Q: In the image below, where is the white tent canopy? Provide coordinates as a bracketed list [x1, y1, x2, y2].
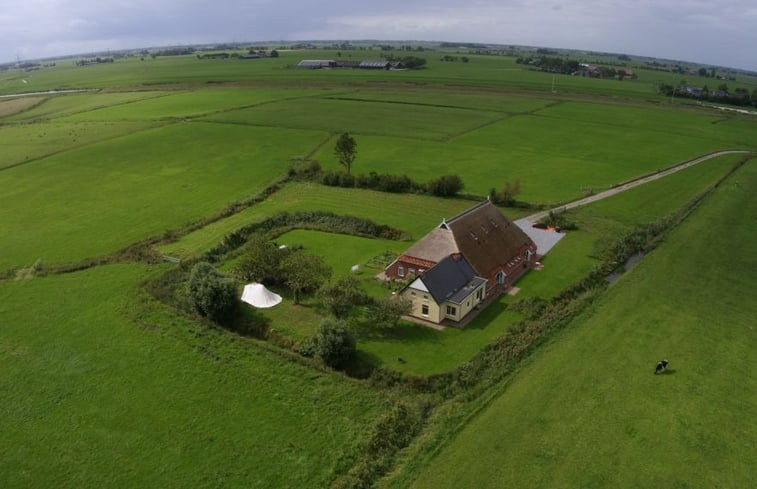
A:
[241, 283, 282, 309]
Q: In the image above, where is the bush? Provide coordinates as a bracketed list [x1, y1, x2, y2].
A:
[368, 296, 411, 328]
[233, 233, 290, 284]
[318, 275, 367, 318]
[537, 210, 578, 231]
[186, 262, 238, 321]
[302, 318, 356, 369]
[427, 174, 464, 197]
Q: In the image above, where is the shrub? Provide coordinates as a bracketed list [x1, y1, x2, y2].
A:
[303, 318, 356, 369]
[186, 262, 238, 321]
[368, 296, 412, 328]
[318, 275, 367, 318]
[427, 174, 464, 197]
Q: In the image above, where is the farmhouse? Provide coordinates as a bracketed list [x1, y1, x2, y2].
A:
[386, 200, 537, 301]
[400, 255, 487, 324]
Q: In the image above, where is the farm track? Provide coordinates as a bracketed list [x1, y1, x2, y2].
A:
[524, 149, 753, 222]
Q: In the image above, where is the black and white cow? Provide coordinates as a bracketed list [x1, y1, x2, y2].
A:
[654, 359, 669, 374]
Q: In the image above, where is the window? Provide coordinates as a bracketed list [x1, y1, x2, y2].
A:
[476, 288, 484, 301]
[525, 249, 532, 262]
[446, 305, 457, 316]
[421, 304, 429, 316]
[496, 271, 506, 284]
[423, 294, 428, 300]
[408, 268, 416, 278]
[411, 291, 416, 296]
[398, 265, 404, 277]
[466, 301, 470, 307]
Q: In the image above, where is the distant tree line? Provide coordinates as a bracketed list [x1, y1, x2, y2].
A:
[440, 55, 469, 63]
[75, 57, 114, 66]
[383, 55, 427, 69]
[659, 83, 757, 107]
[152, 47, 195, 57]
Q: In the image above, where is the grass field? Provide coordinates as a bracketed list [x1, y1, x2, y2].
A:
[202, 96, 501, 140]
[59, 87, 334, 122]
[311, 99, 756, 202]
[0, 123, 325, 271]
[2, 49, 755, 101]
[2, 44, 757, 488]
[0, 96, 45, 117]
[0, 121, 157, 170]
[398, 159, 757, 489]
[1, 91, 166, 121]
[0, 265, 386, 488]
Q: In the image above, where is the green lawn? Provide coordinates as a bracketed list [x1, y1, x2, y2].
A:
[202, 96, 501, 140]
[0, 123, 325, 271]
[400, 158, 757, 489]
[0, 264, 386, 488]
[0, 121, 157, 170]
[0, 96, 45, 118]
[59, 87, 334, 121]
[1, 91, 167, 121]
[311, 100, 756, 203]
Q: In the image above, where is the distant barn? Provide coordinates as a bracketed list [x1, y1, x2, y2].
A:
[359, 60, 391, 70]
[297, 60, 336, 69]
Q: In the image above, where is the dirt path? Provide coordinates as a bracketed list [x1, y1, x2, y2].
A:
[524, 149, 751, 223]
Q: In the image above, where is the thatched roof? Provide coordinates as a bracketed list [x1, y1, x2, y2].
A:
[400, 200, 535, 277]
[445, 200, 535, 276]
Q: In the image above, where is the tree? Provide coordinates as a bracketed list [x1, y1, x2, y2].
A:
[186, 262, 238, 321]
[698, 67, 708, 77]
[427, 174, 464, 197]
[233, 234, 287, 283]
[269, 49, 279, 58]
[304, 318, 356, 369]
[279, 252, 331, 304]
[334, 132, 357, 176]
[318, 275, 366, 318]
[488, 179, 521, 206]
[368, 297, 411, 329]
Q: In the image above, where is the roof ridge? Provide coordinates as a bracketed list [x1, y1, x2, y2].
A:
[446, 200, 491, 225]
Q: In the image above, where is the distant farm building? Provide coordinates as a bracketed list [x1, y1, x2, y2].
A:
[387, 200, 537, 324]
[297, 59, 404, 70]
[297, 59, 336, 69]
[359, 60, 392, 69]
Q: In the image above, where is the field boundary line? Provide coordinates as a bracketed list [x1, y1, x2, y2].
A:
[190, 89, 359, 120]
[442, 101, 565, 141]
[321, 95, 507, 114]
[6, 90, 177, 123]
[524, 149, 753, 223]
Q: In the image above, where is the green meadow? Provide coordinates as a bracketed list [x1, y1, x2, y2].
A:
[0, 121, 156, 170]
[202, 96, 500, 140]
[400, 157, 757, 489]
[0, 122, 325, 270]
[1, 44, 756, 488]
[0, 265, 385, 488]
[60, 87, 334, 122]
[1, 91, 166, 121]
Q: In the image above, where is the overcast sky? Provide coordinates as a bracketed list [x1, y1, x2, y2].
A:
[2, 0, 756, 71]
